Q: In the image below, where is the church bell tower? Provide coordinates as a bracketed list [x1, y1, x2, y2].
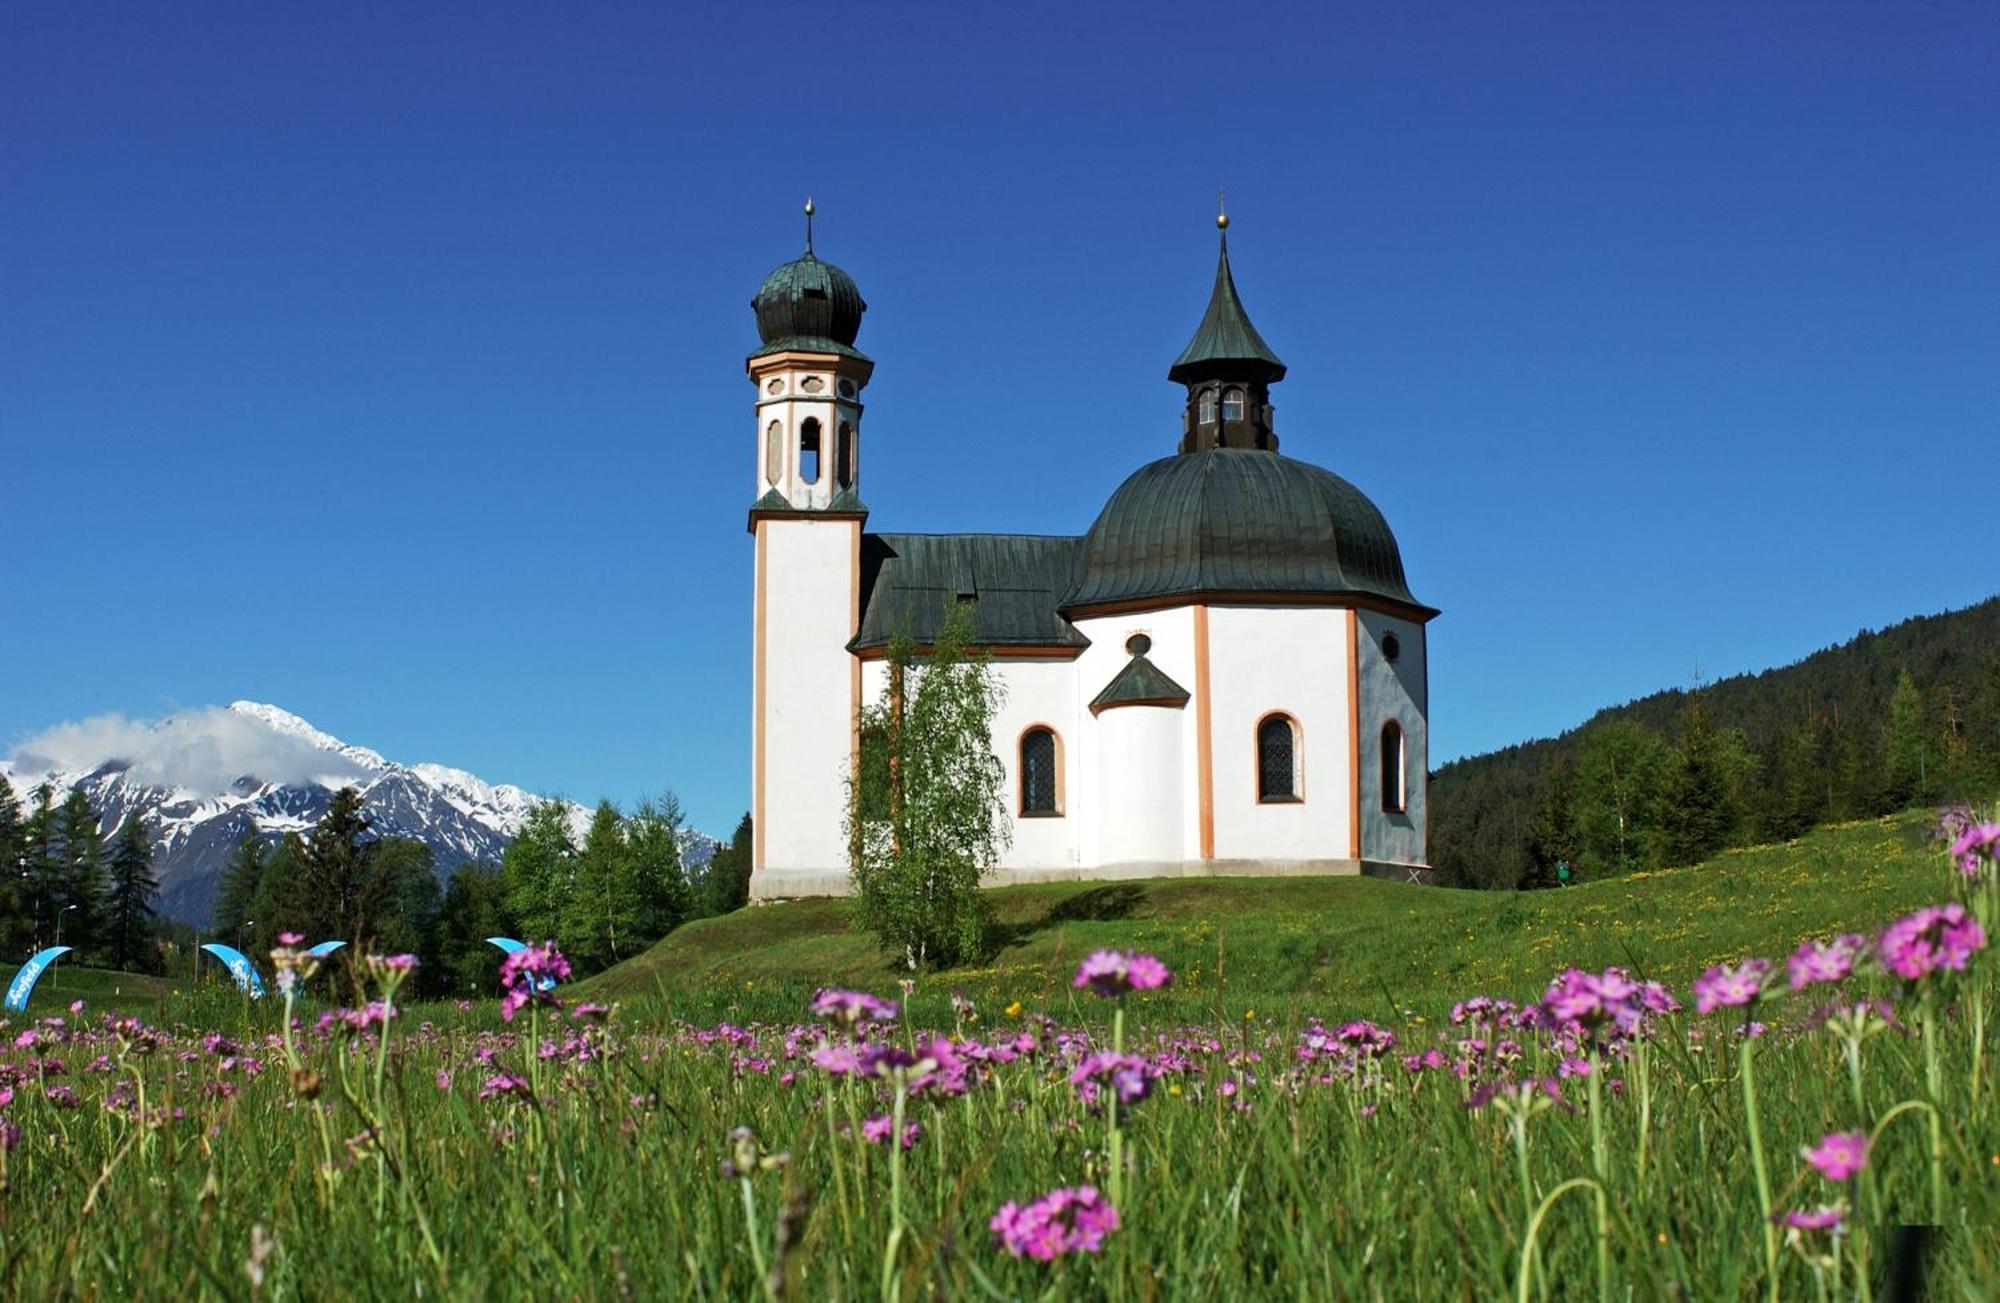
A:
[1171, 208, 1287, 455]
[747, 201, 871, 896]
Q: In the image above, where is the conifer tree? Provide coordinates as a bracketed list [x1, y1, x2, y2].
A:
[212, 834, 267, 935]
[56, 788, 106, 959]
[1661, 695, 1741, 867]
[1524, 760, 1579, 889]
[22, 784, 61, 947]
[571, 801, 636, 967]
[370, 837, 439, 965]
[1883, 669, 1927, 808]
[105, 815, 160, 973]
[299, 787, 377, 944]
[627, 793, 693, 943]
[434, 861, 514, 997]
[500, 800, 576, 944]
[705, 813, 754, 915]
[0, 774, 26, 957]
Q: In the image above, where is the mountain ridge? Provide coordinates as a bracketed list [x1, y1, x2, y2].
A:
[1, 702, 719, 925]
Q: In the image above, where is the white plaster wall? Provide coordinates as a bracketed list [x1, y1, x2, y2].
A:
[757, 519, 857, 876]
[1071, 609, 1201, 860]
[1094, 705, 1186, 864]
[1357, 611, 1429, 866]
[1207, 606, 1352, 861]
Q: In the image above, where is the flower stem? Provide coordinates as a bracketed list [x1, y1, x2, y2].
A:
[1587, 1052, 1610, 1303]
[1739, 1034, 1779, 1301]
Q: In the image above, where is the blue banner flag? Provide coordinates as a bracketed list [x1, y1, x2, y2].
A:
[199, 943, 268, 998]
[4, 946, 74, 1013]
[306, 940, 346, 958]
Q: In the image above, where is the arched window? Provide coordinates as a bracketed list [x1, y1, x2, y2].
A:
[1381, 720, 1406, 814]
[764, 420, 784, 486]
[1198, 390, 1217, 424]
[1257, 714, 1299, 802]
[836, 422, 854, 488]
[1020, 727, 1060, 816]
[799, 417, 821, 485]
[1222, 388, 1245, 421]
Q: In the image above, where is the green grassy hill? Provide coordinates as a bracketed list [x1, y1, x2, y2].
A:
[11, 961, 172, 1015]
[582, 808, 1957, 1022]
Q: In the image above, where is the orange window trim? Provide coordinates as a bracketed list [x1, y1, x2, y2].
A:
[1254, 711, 1305, 803]
[1016, 723, 1065, 817]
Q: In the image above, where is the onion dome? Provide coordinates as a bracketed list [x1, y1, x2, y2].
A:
[751, 203, 868, 359]
[1064, 448, 1434, 617]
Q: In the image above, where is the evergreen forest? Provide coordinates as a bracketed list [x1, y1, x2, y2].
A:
[1431, 595, 2000, 888]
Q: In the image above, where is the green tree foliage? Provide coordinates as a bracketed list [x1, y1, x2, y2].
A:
[105, 815, 161, 973]
[626, 793, 694, 941]
[1523, 760, 1579, 889]
[55, 788, 106, 959]
[1883, 668, 1926, 808]
[705, 812, 754, 916]
[22, 784, 61, 947]
[571, 801, 639, 967]
[1574, 720, 1670, 876]
[370, 837, 441, 964]
[1660, 695, 1744, 867]
[0, 774, 27, 958]
[1432, 598, 2000, 887]
[247, 834, 309, 959]
[433, 862, 515, 997]
[298, 787, 382, 944]
[500, 800, 577, 944]
[846, 601, 1009, 969]
[212, 834, 267, 936]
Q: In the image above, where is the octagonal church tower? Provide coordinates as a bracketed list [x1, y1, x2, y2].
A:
[749, 209, 1436, 899]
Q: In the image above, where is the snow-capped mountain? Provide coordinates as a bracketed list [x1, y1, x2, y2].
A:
[1, 702, 719, 925]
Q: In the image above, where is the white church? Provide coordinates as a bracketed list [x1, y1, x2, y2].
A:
[746, 210, 1436, 899]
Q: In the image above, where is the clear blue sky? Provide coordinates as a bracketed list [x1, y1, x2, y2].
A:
[4, 2, 1995, 837]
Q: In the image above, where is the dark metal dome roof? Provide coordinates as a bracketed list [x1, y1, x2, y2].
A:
[751, 252, 868, 358]
[1065, 448, 1433, 616]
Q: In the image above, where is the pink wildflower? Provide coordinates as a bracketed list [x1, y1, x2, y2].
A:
[1069, 1052, 1153, 1110]
[990, 1185, 1119, 1260]
[1948, 821, 2000, 878]
[498, 942, 570, 1022]
[808, 988, 899, 1026]
[1788, 935, 1867, 989]
[1777, 1207, 1846, 1233]
[859, 1113, 923, 1148]
[1802, 1131, 1869, 1182]
[1693, 958, 1772, 1014]
[1879, 903, 1986, 981]
[1072, 950, 1172, 998]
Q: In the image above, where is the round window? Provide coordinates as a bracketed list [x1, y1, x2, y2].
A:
[838, 379, 856, 398]
[802, 376, 825, 394]
[1382, 633, 1401, 663]
[1125, 633, 1152, 656]
[765, 378, 785, 396]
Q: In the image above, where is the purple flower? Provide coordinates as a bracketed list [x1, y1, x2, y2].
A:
[859, 1113, 923, 1148]
[1541, 967, 1644, 1034]
[1072, 950, 1173, 998]
[990, 1185, 1119, 1260]
[1948, 821, 2000, 879]
[44, 1085, 80, 1109]
[1788, 935, 1867, 990]
[1802, 1131, 1869, 1182]
[808, 988, 899, 1026]
[477, 1073, 533, 1102]
[1693, 959, 1772, 1014]
[1069, 1052, 1154, 1110]
[498, 942, 570, 1021]
[1880, 903, 1986, 981]
[1776, 1207, 1846, 1233]
[0, 1086, 13, 1109]
[435, 1070, 452, 1091]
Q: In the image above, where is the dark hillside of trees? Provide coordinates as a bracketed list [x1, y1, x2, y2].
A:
[1432, 596, 2000, 888]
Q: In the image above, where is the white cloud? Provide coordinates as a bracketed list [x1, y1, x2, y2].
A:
[6, 706, 370, 794]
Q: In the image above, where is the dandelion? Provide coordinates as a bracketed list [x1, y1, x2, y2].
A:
[1879, 903, 1986, 981]
[1802, 1130, 1869, 1182]
[1788, 935, 1867, 989]
[1693, 958, 1773, 1013]
[1072, 951, 1172, 998]
[989, 1185, 1119, 1260]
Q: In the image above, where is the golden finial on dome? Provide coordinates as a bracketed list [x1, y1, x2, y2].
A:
[1217, 187, 1229, 230]
[804, 196, 815, 253]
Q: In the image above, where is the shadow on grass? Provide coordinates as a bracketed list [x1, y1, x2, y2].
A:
[981, 883, 1146, 960]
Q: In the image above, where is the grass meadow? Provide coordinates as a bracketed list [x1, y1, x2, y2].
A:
[2, 810, 1996, 1298]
